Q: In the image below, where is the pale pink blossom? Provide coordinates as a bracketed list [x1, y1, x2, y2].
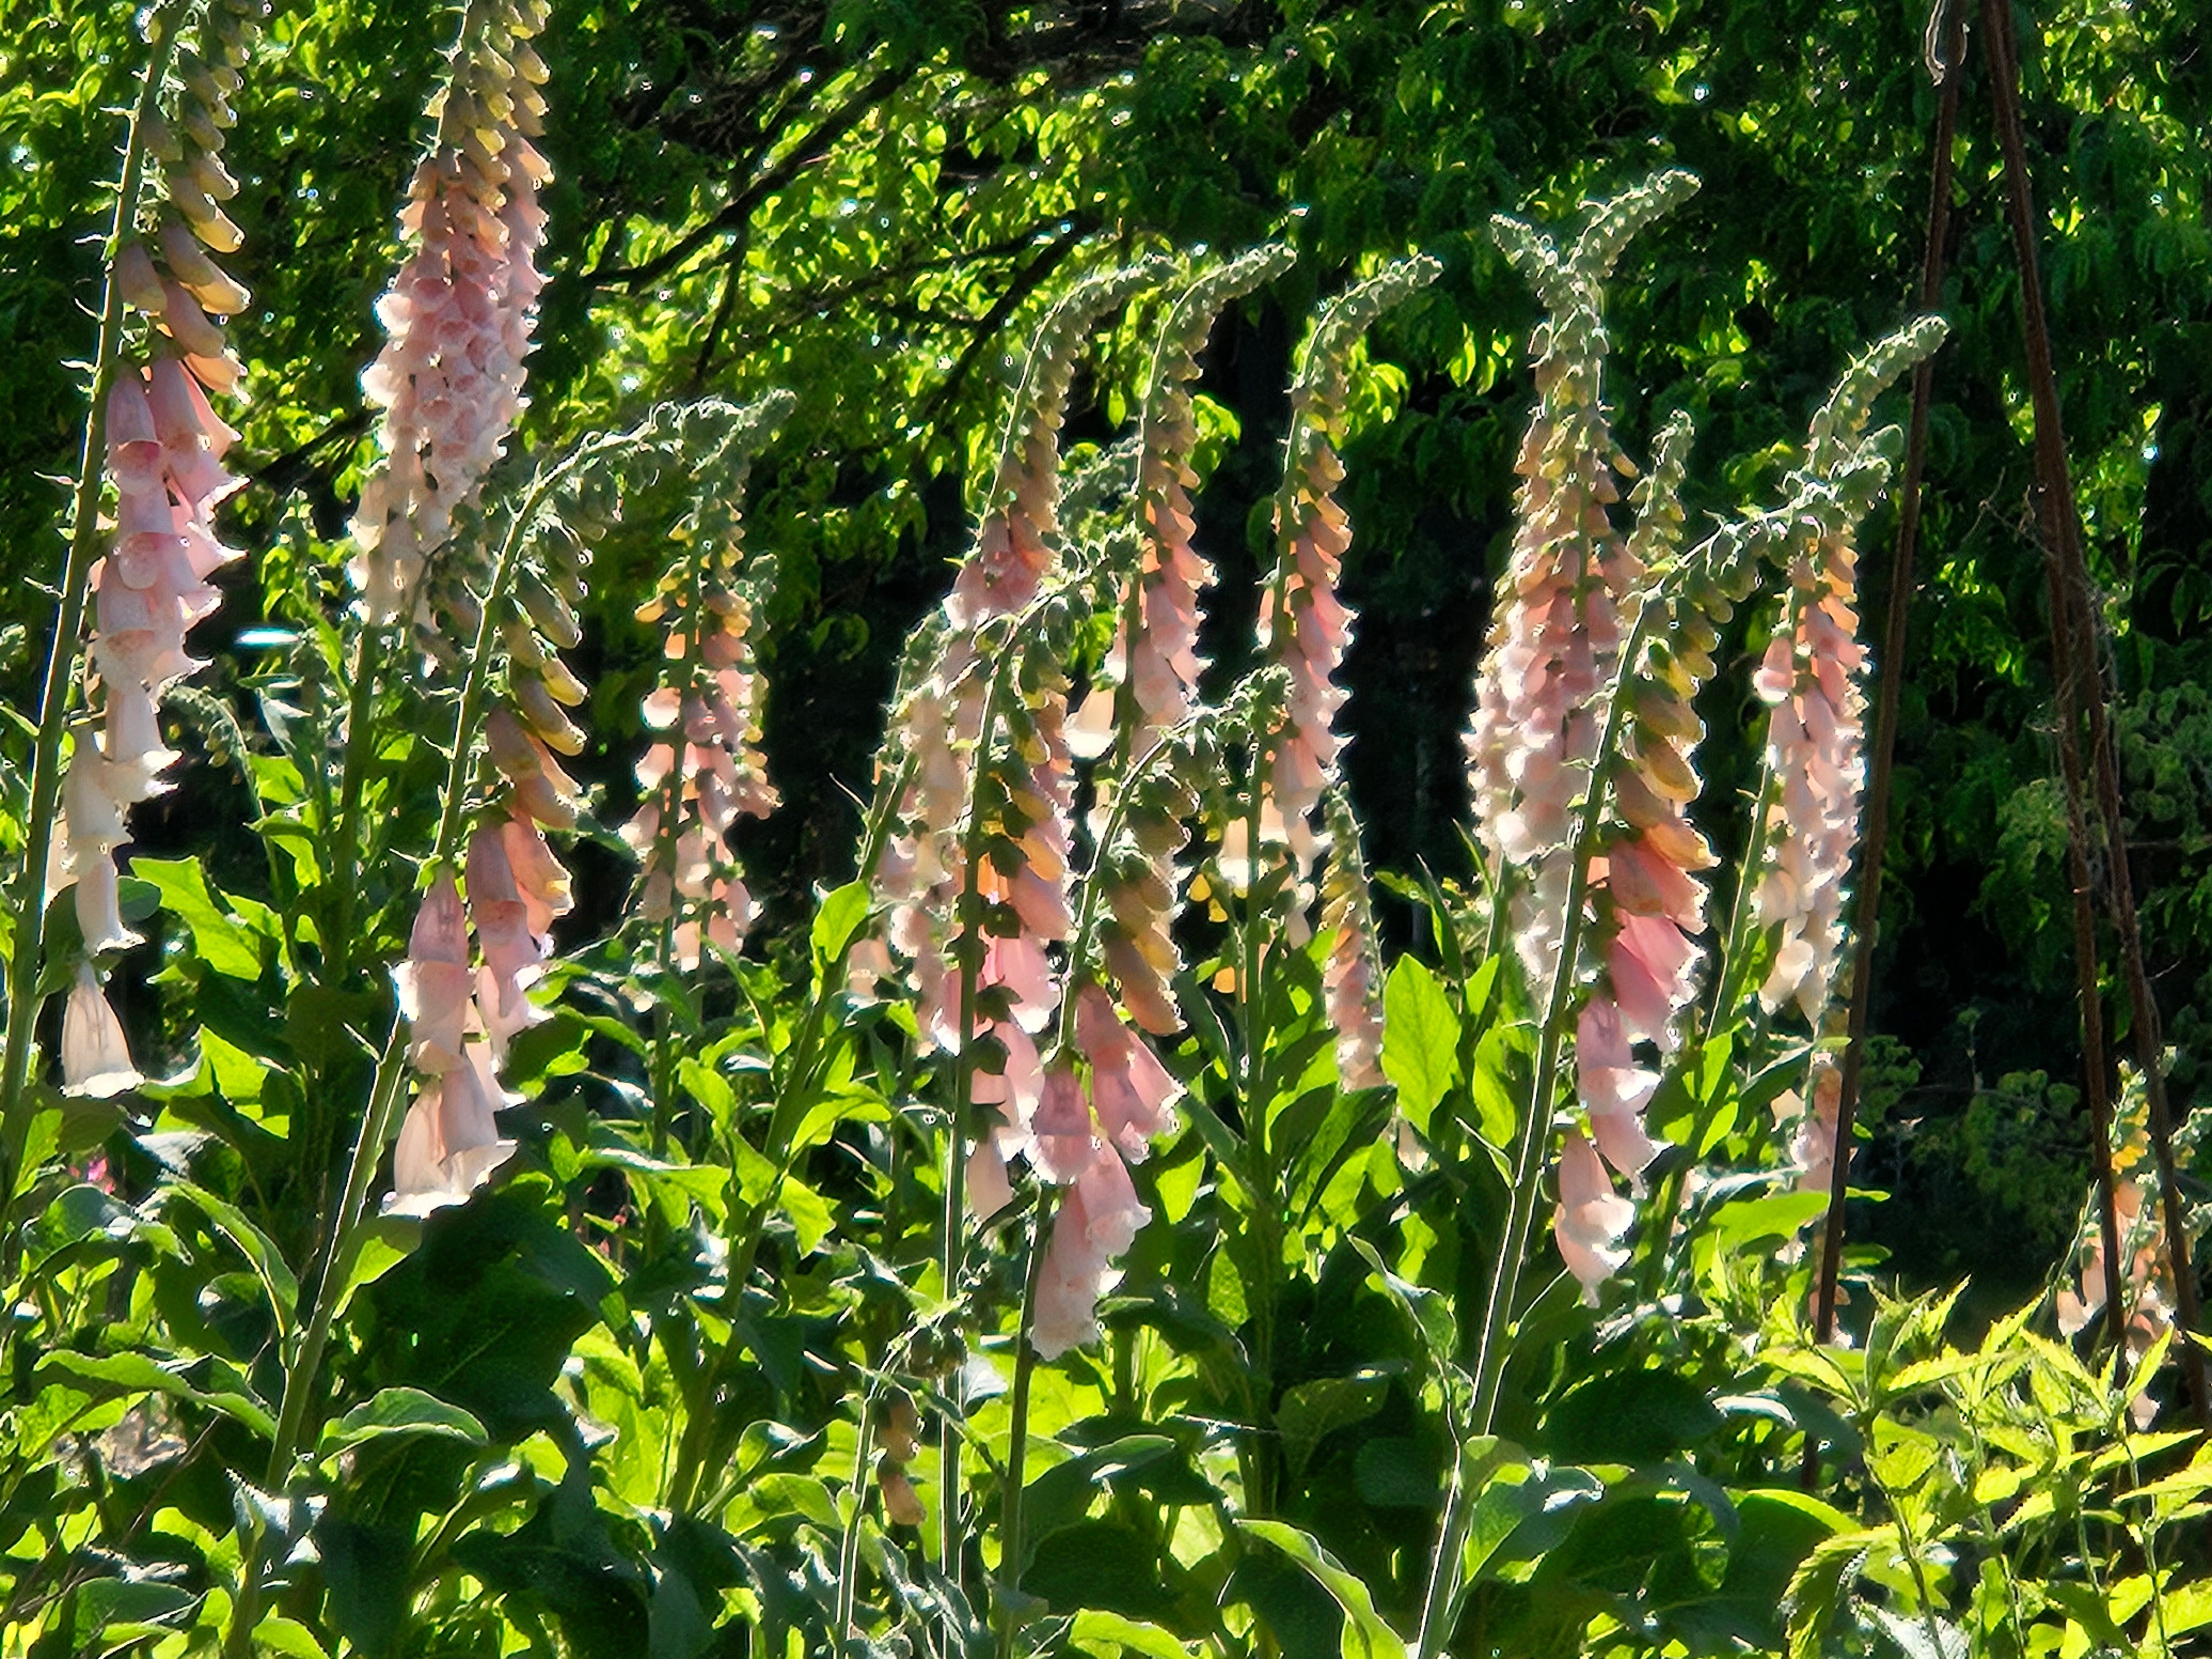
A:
[466, 826, 548, 1056]
[1553, 1127, 1634, 1301]
[624, 593, 778, 971]
[1752, 552, 1868, 1022]
[393, 872, 474, 1072]
[1789, 1060, 1843, 1198]
[384, 1042, 518, 1217]
[61, 967, 141, 1099]
[1319, 794, 1387, 1090]
[1074, 983, 1179, 1158]
[2054, 1177, 2172, 1428]
[1251, 445, 1358, 935]
[1032, 1134, 1153, 1359]
[1574, 999, 1659, 1178]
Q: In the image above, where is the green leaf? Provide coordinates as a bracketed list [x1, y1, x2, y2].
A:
[1277, 1370, 1389, 1476]
[1027, 1520, 1179, 1621]
[1381, 957, 1458, 1132]
[1238, 1520, 1407, 1659]
[321, 1387, 488, 1455]
[810, 880, 872, 967]
[131, 855, 264, 979]
[1069, 1609, 1196, 1658]
[1018, 1435, 1176, 1570]
[35, 1349, 275, 1438]
[1545, 1369, 1723, 1465]
[166, 1180, 298, 1339]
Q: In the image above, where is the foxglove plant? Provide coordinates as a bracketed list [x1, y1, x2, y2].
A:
[1244, 256, 1440, 937]
[623, 447, 785, 972]
[14, 0, 266, 1131]
[1467, 173, 1698, 990]
[351, 0, 552, 628]
[1320, 787, 1387, 1090]
[1073, 246, 1293, 1034]
[871, 263, 1161, 1214]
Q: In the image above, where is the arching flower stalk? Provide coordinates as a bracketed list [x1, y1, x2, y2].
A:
[1241, 256, 1439, 941]
[1601, 322, 1945, 1298]
[1742, 316, 1950, 1029]
[622, 399, 791, 972]
[866, 263, 1162, 1215]
[1569, 412, 1710, 1198]
[1320, 787, 1386, 1092]
[1070, 247, 1293, 1034]
[874, 264, 1161, 935]
[1467, 173, 1698, 991]
[51, 0, 268, 1089]
[351, 0, 552, 629]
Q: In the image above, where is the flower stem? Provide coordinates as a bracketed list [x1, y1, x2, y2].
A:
[0, 0, 188, 1237]
[1411, 601, 1657, 1659]
[229, 437, 622, 1658]
[994, 1204, 1050, 1659]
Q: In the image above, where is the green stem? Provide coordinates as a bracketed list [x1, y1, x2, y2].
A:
[1410, 601, 1658, 1659]
[940, 651, 1022, 1582]
[995, 1205, 1050, 1659]
[1237, 714, 1281, 1519]
[832, 1377, 882, 1649]
[0, 0, 188, 1232]
[659, 753, 915, 1516]
[324, 620, 394, 986]
[228, 440, 613, 1659]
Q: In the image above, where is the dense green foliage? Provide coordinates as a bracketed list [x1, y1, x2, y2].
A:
[3, 1, 2211, 1656]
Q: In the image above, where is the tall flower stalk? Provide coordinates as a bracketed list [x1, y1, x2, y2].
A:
[351, 0, 552, 628]
[1074, 245, 1293, 1035]
[1465, 172, 1698, 991]
[1, 0, 264, 1224]
[868, 259, 1164, 1580]
[1418, 176, 1942, 1656]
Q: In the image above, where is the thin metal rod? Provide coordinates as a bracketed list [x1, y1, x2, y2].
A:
[1979, 0, 2205, 1423]
[1813, 2, 1983, 1355]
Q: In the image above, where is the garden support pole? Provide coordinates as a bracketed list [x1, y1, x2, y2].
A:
[1979, 0, 2206, 1424]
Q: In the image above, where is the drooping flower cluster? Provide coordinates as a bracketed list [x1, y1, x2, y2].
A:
[1071, 251, 1290, 1033]
[56, 0, 267, 1093]
[870, 268, 1157, 1210]
[943, 687, 1079, 1216]
[1026, 984, 1180, 1357]
[351, 0, 552, 624]
[1751, 542, 1868, 1022]
[2056, 1177, 2171, 1429]
[1467, 175, 1697, 990]
[385, 871, 520, 1215]
[68, 362, 244, 957]
[1247, 257, 1439, 940]
[1747, 315, 1948, 1026]
[2054, 1084, 2196, 1429]
[1786, 1056, 1844, 1199]
[624, 582, 778, 968]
